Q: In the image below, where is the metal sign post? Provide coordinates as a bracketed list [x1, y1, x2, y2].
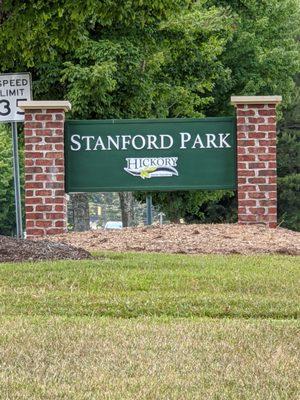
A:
[11, 122, 23, 238]
[0, 72, 32, 238]
[158, 212, 164, 226]
[146, 194, 153, 225]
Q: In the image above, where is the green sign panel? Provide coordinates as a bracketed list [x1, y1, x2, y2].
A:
[65, 117, 236, 192]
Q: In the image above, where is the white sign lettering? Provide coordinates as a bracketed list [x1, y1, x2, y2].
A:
[70, 132, 231, 152]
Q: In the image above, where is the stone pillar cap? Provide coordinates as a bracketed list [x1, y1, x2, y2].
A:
[19, 100, 71, 112]
[231, 95, 282, 106]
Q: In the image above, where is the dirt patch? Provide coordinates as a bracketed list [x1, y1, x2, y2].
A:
[0, 235, 91, 263]
[44, 224, 300, 256]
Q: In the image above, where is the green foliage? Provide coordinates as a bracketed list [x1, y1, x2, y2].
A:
[185, 191, 237, 223]
[0, 0, 191, 69]
[0, 126, 15, 235]
[0, 125, 24, 235]
[206, 0, 300, 114]
[277, 130, 300, 177]
[136, 190, 235, 222]
[277, 130, 300, 231]
[278, 174, 300, 231]
[44, 2, 232, 119]
[282, 74, 300, 129]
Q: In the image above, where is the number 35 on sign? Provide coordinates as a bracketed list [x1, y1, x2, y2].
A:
[0, 73, 32, 122]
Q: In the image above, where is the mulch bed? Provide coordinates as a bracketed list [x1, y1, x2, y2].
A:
[0, 235, 91, 263]
[2, 224, 299, 262]
[47, 223, 300, 256]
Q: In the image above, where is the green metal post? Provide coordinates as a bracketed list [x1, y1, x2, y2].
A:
[146, 194, 152, 225]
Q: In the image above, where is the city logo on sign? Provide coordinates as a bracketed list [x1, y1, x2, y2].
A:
[124, 157, 178, 179]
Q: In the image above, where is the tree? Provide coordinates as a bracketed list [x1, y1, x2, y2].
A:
[118, 192, 134, 227]
[69, 193, 90, 232]
[205, 0, 300, 114]
[0, 0, 234, 228]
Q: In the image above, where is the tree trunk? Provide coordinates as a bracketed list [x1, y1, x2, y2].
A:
[70, 193, 90, 232]
[119, 192, 134, 227]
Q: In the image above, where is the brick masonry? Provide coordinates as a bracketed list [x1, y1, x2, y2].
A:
[233, 97, 282, 228]
[22, 104, 70, 238]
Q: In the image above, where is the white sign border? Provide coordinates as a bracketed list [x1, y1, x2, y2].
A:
[0, 72, 32, 123]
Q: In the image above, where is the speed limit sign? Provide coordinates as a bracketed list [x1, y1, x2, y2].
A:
[0, 72, 32, 122]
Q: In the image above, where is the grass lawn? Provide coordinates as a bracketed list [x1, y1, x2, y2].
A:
[0, 252, 299, 399]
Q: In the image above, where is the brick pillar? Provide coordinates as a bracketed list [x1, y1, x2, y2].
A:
[231, 96, 282, 228]
[19, 101, 71, 238]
